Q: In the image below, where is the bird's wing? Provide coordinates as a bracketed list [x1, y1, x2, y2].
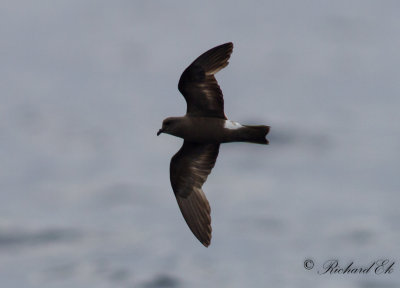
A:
[170, 141, 220, 247]
[178, 42, 233, 119]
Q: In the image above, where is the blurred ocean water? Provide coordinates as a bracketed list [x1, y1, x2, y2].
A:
[1, 1, 400, 287]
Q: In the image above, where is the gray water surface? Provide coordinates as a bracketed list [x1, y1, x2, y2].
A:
[1, 1, 399, 287]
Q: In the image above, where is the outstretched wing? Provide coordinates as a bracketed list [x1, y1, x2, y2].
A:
[178, 42, 233, 119]
[170, 141, 220, 247]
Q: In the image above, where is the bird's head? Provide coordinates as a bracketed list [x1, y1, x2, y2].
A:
[157, 117, 180, 136]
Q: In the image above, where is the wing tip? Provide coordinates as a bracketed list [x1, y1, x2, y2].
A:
[175, 187, 213, 247]
[198, 228, 212, 247]
[191, 42, 234, 75]
[194, 217, 212, 247]
[201, 238, 211, 247]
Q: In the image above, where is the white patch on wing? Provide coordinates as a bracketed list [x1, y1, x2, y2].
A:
[224, 120, 243, 130]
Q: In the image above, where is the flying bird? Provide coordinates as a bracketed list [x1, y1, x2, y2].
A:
[157, 42, 269, 247]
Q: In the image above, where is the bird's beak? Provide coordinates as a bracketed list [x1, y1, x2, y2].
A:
[157, 128, 163, 136]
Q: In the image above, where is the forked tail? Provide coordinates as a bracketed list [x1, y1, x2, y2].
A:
[241, 125, 270, 144]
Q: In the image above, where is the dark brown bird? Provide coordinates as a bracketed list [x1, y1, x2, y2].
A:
[157, 42, 269, 247]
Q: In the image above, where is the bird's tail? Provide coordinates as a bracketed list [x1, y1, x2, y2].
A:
[240, 125, 270, 145]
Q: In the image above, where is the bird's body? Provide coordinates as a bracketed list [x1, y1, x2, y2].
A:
[161, 116, 269, 144]
[158, 42, 270, 247]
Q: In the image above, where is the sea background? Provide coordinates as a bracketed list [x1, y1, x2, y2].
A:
[1, 1, 400, 287]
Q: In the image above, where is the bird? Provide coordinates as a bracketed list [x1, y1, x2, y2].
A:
[157, 42, 269, 247]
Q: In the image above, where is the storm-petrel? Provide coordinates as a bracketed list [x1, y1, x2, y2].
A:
[157, 42, 269, 247]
